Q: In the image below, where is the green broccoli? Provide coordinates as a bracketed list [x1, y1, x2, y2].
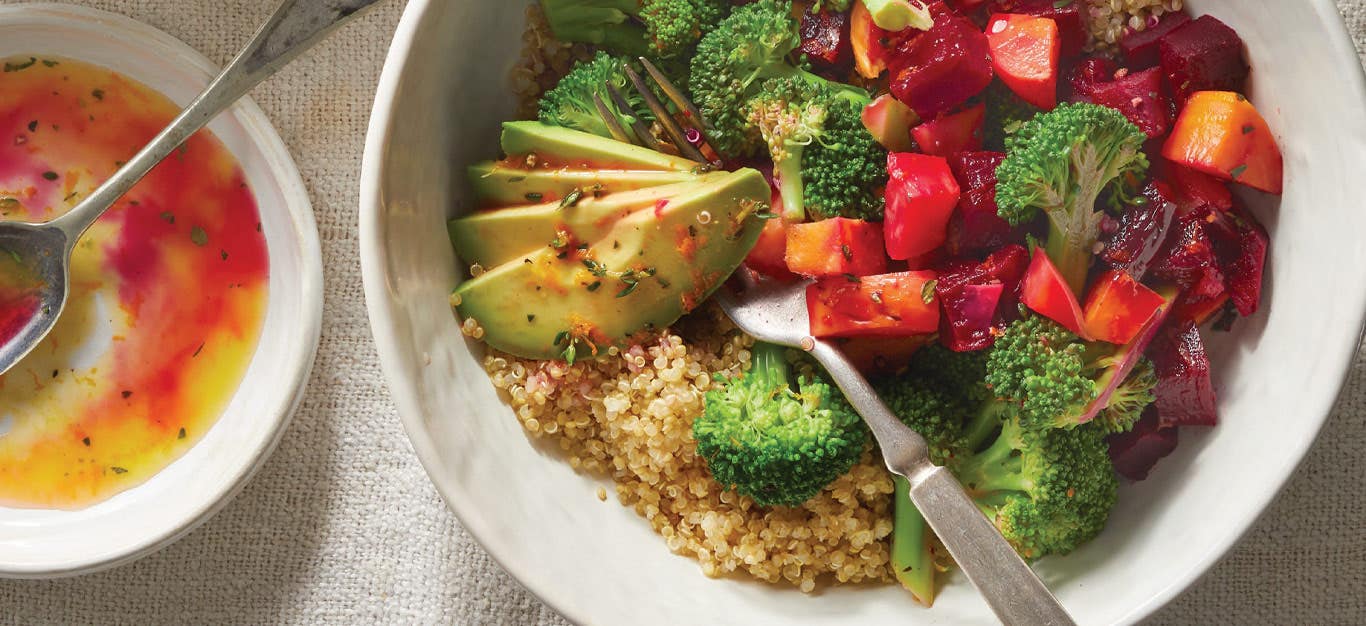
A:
[694, 342, 868, 507]
[744, 78, 887, 221]
[950, 415, 1118, 560]
[538, 0, 729, 60]
[812, 0, 854, 11]
[986, 313, 1158, 433]
[995, 102, 1149, 293]
[982, 81, 1039, 152]
[862, 0, 935, 31]
[690, 0, 866, 158]
[538, 52, 651, 140]
[877, 344, 1118, 600]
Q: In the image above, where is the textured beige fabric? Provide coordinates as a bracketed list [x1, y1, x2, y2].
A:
[0, 0, 1362, 624]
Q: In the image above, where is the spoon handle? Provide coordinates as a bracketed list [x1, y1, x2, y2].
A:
[53, 0, 382, 242]
[808, 341, 1077, 626]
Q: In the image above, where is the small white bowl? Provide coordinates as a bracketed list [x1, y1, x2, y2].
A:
[0, 4, 322, 577]
[362, 1, 1366, 623]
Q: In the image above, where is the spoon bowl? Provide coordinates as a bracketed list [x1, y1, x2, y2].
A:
[0, 220, 70, 374]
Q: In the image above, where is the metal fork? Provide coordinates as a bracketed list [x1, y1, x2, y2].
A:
[591, 57, 712, 163]
[715, 273, 1077, 626]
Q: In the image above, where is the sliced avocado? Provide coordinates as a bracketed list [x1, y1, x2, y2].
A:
[468, 162, 702, 206]
[451, 175, 730, 268]
[500, 121, 699, 172]
[454, 168, 770, 360]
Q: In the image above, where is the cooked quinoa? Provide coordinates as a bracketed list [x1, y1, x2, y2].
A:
[1084, 0, 1185, 51]
[479, 307, 897, 592]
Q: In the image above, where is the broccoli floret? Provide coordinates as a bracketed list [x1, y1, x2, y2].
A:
[538, 53, 651, 140]
[743, 78, 887, 221]
[694, 342, 868, 507]
[995, 102, 1149, 293]
[1095, 359, 1156, 434]
[985, 314, 1097, 431]
[538, 0, 729, 59]
[951, 417, 1118, 560]
[982, 81, 1040, 152]
[690, 0, 860, 158]
[802, 96, 888, 221]
[811, 0, 854, 11]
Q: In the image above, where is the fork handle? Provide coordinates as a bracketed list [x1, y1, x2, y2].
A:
[808, 341, 1076, 626]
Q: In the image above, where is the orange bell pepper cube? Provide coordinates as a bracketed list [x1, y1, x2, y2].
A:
[807, 271, 941, 338]
[1162, 91, 1283, 194]
[785, 218, 888, 278]
[1020, 250, 1089, 338]
[1082, 269, 1169, 344]
[986, 13, 1061, 110]
[851, 1, 892, 79]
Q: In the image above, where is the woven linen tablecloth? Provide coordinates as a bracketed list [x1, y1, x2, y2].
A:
[0, 1, 1363, 623]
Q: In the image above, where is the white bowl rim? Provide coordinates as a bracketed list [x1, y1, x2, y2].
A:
[0, 3, 323, 578]
[359, 1, 1366, 623]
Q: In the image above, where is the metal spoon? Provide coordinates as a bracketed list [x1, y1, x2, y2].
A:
[0, 0, 380, 376]
[716, 273, 1077, 626]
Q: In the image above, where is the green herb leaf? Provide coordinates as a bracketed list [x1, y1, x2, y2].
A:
[190, 226, 208, 246]
[921, 279, 938, 304]
[559, 188, 584, 209]
[3, 57, 37, 72]
[41, 171, 57, 181]
[1229, 164, 1249, 180]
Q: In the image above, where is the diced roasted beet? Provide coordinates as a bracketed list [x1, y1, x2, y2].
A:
[888, 10, 994, 118]
[1226, 209, 1269, 316]
[1107, 406, 1180, 481]
[1151, 210, 1226, 301]
[989, 0, 1086, 56]
[1162, 159, 1234, 212]
[948, 150, 1005, 189]
[1149, 321, 1217, 427]
[933, 244, 1029, 351]
[1159, 15, 1249, 104]
[1073, 67, 1172, 138]
[1120, 11, 1191, 69]
[800, 9, 853, 74]
[944, 151, 1020, 254]
[1102, 182, 1177, 279]
[1066, 57, 1119, 102]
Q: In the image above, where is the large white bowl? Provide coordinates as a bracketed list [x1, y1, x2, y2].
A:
[0, 5, 322, 577]
[361, 2, 1366, 623]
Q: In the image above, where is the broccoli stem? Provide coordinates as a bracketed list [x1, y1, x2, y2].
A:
[954, 420, 1031, 496]
[748, 341, 791, 390]
[1044, 143, 1114, 294]
[961, 400, 1011, 452]
[773, 151, 807, 222]
[890, 476, 936, 606]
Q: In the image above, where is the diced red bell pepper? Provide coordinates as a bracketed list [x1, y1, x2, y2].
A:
[1159, 15, 1249, 104]
[785, 217, 889, 278]
[1082, 269, 1168, 345]
[1120, 12, 1191, 69]
[888, 9, 994, 118]
[863, 94, 919, 153]
[884, 152, 961, 260]
[1163, 91, 1283, 194]
[1107, 406, 1180, 481]
[1149, 320, 1217, 427]
[986, 13, 1060, 110]
[745, 217, 796, 280]
[851, 0, 903, 79]
[807, 270, 941, 338]
[989, 0, 1086, 57]
[801, 8, 854, 75]
[911, 104, 985, 156]
[1072, 66, 1171, 138]
[1020, 250, 1089, 338]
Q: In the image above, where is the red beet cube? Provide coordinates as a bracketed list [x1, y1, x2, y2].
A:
[933, 244, 1029, 351]
[800, 9, 853, 74]
[944, 151, 1020, 254]
[1074, 66, 1172, 138]
[888, 11, 994, 118]
[1107, 406, 1179, 481]
[1149, 321, 1217, 427]
[1120, 11, 1191, 69]
[1102, 182, 1177, 279]
[1067, 57, 1119, 102]
[1159, 15, 1249, 104]
[1226, 209, 1269, 316]
[990, 0, 1086, 56]
[1151, 210, 1226, 301]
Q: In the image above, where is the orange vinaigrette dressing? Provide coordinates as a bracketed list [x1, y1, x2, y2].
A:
[0, 56, 269, 509]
